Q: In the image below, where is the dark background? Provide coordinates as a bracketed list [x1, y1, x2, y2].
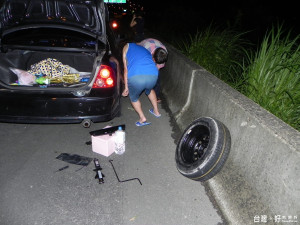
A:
[1, 0, 299, 44]
[137, 0, 300, 43]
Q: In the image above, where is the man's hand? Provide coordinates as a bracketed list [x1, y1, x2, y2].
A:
[122, 88, 129, 97]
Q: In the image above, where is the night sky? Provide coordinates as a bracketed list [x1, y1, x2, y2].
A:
[142, 0, 300, 26]
[132, 0, 300, 42]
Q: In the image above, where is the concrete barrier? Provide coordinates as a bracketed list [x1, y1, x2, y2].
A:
[160, 44, 300, 224]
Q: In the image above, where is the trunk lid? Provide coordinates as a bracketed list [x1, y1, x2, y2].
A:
[0, 0, 106, 38]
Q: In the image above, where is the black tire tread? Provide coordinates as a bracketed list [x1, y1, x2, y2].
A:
[191, 122, 230, 181]
[175, 117, 231, 182]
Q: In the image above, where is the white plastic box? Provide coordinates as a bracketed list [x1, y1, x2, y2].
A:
[91, 132, 115, 157]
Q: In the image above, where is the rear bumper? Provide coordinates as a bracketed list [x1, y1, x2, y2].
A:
[0, 95, 120, 124]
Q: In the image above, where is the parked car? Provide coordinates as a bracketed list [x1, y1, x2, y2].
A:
[0, 0, 122, 127]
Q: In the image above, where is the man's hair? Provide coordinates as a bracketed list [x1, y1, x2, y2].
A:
[153, 47, 168, 64]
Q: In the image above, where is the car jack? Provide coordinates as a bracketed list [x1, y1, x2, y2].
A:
[94, 158, 104, 184]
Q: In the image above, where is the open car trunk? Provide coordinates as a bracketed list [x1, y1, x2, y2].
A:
[0, 50, 96, 88]
[0, 0, 108, 90]
[0, 0, 121, 124]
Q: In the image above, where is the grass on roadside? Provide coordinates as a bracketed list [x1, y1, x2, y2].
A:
[178, 24, 300, 131]
[242, 25, 300, 130]
[178, 25, 249, 91]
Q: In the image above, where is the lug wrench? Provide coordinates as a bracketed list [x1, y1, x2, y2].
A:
[109, 160, 142, 185]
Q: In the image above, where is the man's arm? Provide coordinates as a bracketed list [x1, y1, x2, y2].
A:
[122, 43, 129, 97]
[130, 15, 136, 27]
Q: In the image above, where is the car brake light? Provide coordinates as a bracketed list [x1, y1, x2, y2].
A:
[111, 21, 118, 29]
[112, 22, 118, 29]
[100, 68, 110, 78]
[93, 65, 114, 88]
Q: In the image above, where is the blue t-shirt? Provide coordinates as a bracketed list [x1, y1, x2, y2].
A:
[126, 43, 158, 78]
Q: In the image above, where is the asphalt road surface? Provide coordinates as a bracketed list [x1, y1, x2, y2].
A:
[0, 94, 226, 225]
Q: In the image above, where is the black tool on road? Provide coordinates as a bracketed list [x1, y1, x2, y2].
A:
[109, 160, 142, 185]
[89, 124, 125, 137]
[94, 158, 104, 184]
[56, 153, 93, 166]
[54, 165, 69, 173]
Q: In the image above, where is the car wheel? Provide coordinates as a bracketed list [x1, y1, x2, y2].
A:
[175, 117, 231, 182]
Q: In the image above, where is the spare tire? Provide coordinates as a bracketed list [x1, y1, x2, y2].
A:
[175, 117, 231, 182]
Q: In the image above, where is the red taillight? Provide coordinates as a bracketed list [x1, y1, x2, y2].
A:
[111, 21, 118, 29]
[93, 65, 114, 88]
[100, 68, 110, 79]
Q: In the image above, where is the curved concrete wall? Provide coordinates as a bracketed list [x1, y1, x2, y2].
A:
[160, 44, 300, 224]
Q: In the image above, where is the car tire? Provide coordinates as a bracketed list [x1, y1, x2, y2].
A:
[175, 117, 231, 182]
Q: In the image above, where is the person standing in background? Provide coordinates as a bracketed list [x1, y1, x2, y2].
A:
[130, 11, 145, 42]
